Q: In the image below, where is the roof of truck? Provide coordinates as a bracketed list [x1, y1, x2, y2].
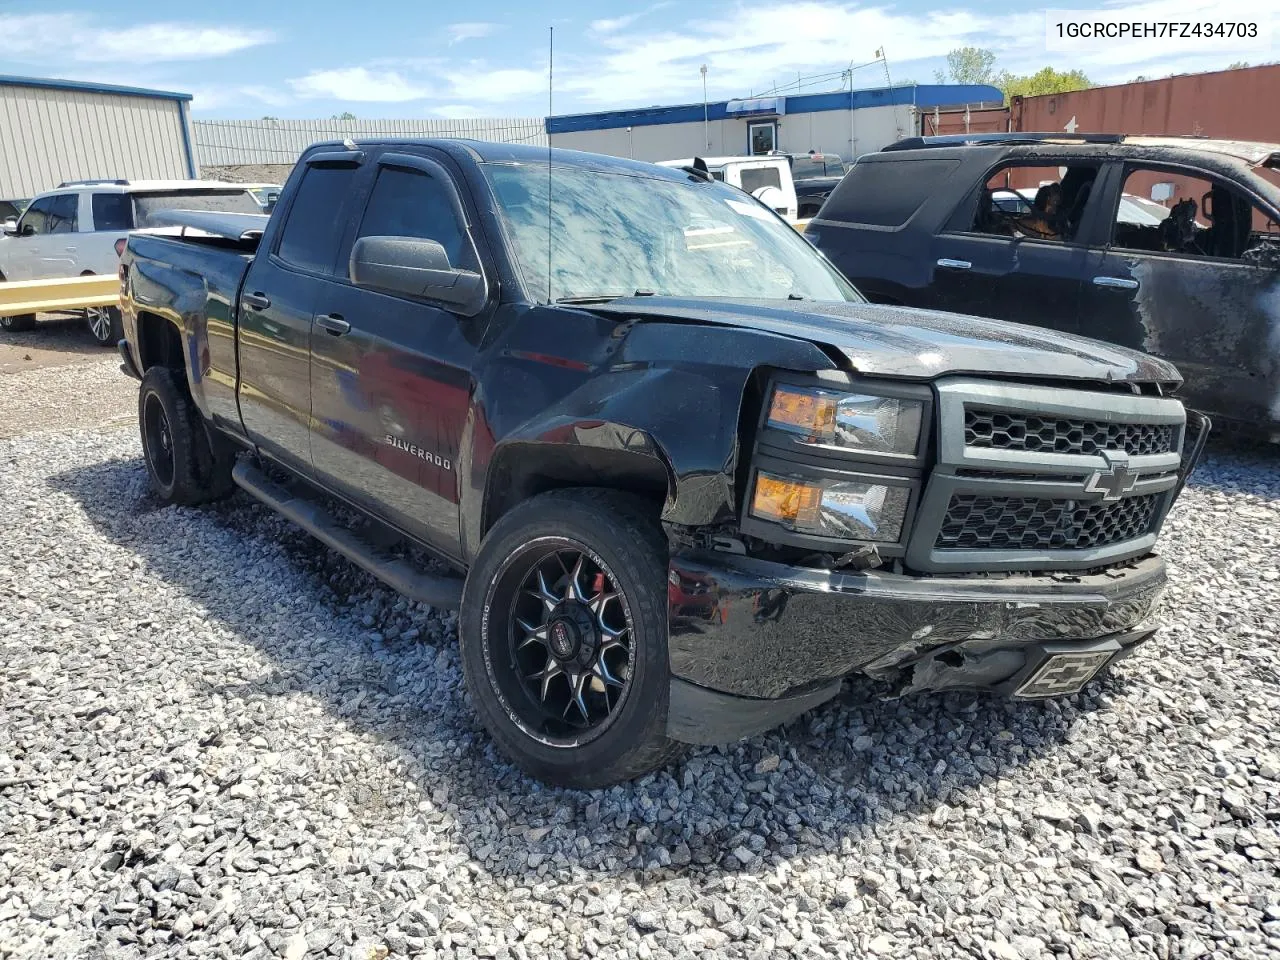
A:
[303, 138, 702, 181]
[882, 132, 1280, 166]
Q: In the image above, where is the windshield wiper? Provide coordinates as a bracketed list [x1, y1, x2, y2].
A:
[555, 289, 656, 304]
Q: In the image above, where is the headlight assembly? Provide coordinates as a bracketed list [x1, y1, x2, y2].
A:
[767, 384, 923, 455]
[749, 471, 910, 543]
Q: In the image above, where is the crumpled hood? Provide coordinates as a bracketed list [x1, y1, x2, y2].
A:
[588, 297, 1182, 384]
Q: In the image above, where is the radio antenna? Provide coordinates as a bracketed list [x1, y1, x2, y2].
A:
[547, 25, 554, 304]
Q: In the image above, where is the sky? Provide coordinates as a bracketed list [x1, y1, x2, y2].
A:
[0, 0, 1273, 120]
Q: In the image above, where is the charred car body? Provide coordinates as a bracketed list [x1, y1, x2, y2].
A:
[807, 133, 1280, 440]
[118, 139, 1205, 787]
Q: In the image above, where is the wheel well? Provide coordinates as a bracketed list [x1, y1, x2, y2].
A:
[483, 443, 669, 537]
[136, 311, 184, 372]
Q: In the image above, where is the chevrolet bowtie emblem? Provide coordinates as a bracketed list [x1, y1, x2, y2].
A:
[1083, 453, 1139, 502]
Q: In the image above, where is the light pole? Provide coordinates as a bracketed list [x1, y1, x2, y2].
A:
[626, 126, 633, 159]
[700, 64, 709, 152]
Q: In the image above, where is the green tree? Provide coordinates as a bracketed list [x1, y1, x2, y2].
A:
[934, 47, 998, 85]
[997, 67, 1092, 101]
[1228, 61, 1249, 69]
[331, 111, 357, 120]
[261, 115, 279, 121]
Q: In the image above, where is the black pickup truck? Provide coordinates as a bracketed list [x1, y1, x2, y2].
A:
[118, 139, 1206, 787]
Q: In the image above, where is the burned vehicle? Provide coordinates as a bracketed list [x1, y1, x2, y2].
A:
[807, 133, 1280, 440]
[118, 139, 1205, 788]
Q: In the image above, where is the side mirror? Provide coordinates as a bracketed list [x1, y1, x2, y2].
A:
[2, 217, 17, 236]
[349, 236, 486, 315]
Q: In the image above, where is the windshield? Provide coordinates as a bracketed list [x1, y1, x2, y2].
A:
[133, 189, 261, 226]
[483, 162, 857, 303]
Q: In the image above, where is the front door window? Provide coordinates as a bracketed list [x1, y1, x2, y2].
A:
[748, 122, 776, 156]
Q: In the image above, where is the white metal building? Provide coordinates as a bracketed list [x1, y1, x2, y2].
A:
[546, 84, 1004, 162]
[0, 75, 197, 203]
[193, 117, 547, 167]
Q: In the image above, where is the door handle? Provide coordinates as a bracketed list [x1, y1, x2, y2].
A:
[936, 258, 972, 270]
[1092, 276, 1139, 290]
[317, 313, 351, 336]
[243, 291, 271, 311]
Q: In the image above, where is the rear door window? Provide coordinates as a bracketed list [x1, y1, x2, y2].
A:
[276, 164, 360, 275]
[739, 166, 782, 194]
[822, 158, 960, 227]
[47, 194, 78, 234]
[91, 193, 134, 231]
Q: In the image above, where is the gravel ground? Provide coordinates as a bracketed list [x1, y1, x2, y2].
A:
[2, 422, 1279, 960]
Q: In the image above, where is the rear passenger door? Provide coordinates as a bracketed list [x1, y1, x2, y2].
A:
[308, 150, 487, 559]
[236, 151, 368, 476]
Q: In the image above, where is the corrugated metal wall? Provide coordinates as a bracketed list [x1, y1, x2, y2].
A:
[193, 117, 547, 166]
[549, 104, 915, 163]
[0, 85, 191, 199]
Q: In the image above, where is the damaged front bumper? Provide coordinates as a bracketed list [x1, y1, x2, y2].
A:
[664, 551, 1166, 745]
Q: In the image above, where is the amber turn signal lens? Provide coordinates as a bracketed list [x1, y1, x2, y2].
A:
[751, 473, 822, 528]
[767, 386, 836, 440]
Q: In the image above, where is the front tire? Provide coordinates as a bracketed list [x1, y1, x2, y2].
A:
[460, 489, 686, 788]
[86, 306, 123, 347]
[0, 271, 36, 332]
[138, 367, 233, 505]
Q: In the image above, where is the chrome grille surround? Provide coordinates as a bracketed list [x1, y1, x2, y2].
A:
[907, 378, 1186, 573]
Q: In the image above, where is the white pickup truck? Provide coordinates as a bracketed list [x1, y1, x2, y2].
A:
[0, 179, 261, 344]
[657, 155, 798, 222]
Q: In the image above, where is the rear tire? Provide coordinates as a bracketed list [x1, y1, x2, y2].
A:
[138, 367, 233, 505]
[460, 489, 686, 788]
[86, 306, 123, 347]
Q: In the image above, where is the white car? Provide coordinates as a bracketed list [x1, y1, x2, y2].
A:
[0, 179, 261, 344]
[657, 156, 799, 222]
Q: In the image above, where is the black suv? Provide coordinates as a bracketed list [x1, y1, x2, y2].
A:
[808, 133, 1280, 439]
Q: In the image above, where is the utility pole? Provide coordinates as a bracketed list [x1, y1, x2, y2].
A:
[700, 64, 710, 151]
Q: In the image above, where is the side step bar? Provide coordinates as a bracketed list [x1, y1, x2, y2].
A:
[231, 457, 464, 610]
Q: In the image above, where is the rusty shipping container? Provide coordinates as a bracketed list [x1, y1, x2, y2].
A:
[1011, 65, 1280, 209]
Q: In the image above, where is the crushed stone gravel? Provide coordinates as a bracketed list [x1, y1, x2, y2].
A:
[1, 424, 1278, 960]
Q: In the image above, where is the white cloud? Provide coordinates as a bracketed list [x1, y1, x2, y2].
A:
[445, 65, 548, 103]
[589, 3, 672, 35]
[431, 104, 486, 119]
[288, 68, 432, 102]
[0, 13, 273, 63]
[447, 22, 501, 45]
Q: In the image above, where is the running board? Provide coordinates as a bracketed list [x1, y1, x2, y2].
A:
[231, 458, 464, 610]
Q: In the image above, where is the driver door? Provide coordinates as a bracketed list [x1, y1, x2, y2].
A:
[3, 196, 58, 280]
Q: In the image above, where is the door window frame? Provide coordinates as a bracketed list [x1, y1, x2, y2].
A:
[747, 121, 778, 156]
[1100, 159, 1280, 265]
[345, 150, 489, 307]
[942, 157, 1104, 248]
[269, 148, 371, 280]
[16, 195, 55, 236]
[47, 193, 79, 234]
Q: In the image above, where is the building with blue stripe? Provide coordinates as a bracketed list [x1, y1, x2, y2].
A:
[546, 84, 1003, 163]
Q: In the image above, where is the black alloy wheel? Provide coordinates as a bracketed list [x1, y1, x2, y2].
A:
[460, 489, 686, 787]
[142, 391, 175, 489]
[136, 365, 234, 505]
[498, 540, 634, 744]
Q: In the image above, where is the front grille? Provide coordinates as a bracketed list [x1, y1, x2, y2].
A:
[965, 409, 1176, 457]
[936, 493, 1161, 551]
